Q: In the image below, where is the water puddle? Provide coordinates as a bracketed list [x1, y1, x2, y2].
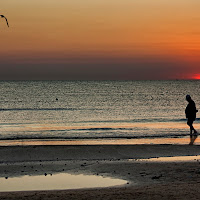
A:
[132, 155, 200, 162]
[0, 173, 127, 192]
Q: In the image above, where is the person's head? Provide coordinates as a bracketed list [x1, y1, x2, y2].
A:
[186, 94, 191, 102]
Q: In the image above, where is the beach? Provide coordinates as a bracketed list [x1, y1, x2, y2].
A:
[1, 144, 200, 199]
[2, 0, 200, 197]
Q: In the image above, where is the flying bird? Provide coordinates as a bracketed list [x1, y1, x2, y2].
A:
[0, 15, 9, 27]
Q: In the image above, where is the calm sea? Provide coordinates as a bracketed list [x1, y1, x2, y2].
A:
[0, 80, 200, 144]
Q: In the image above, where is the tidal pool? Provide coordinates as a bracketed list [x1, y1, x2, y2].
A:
[0, 173, 127, 192]
[133, 155, 200, 162]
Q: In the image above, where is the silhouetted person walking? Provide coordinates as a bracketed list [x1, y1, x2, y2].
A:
[185, 95, 198, 135]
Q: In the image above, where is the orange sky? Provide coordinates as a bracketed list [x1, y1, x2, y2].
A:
[1, 0, 200, 80]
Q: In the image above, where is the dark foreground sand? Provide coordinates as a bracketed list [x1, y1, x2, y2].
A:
[1, 182, 200, 200]
[1, 144, 200, 199]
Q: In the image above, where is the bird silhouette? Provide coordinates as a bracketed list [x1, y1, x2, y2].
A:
[0, 15, 9, 27]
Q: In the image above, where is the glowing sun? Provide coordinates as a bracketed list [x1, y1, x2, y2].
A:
[193, 74, 200, 80]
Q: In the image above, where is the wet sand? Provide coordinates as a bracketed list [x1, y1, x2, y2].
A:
[1, 144, 200, 199]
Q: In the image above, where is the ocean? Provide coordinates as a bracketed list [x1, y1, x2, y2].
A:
[0, 80, 200, 145]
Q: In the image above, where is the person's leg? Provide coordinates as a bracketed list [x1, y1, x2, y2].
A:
[191, 120, 197, 134]
[187, 119, 197, 134]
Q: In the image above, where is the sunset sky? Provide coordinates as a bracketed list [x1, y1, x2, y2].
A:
[1, 0, 200, 80]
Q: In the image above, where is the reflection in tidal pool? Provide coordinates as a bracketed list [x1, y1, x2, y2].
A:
[0, 173, 127, 192]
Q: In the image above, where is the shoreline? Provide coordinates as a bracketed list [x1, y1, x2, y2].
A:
[0, 136, 200, 146]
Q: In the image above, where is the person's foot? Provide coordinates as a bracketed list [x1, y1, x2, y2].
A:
[194, 130, 198, 135]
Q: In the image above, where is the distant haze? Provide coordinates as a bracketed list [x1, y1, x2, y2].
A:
[1, 0, 200, 80]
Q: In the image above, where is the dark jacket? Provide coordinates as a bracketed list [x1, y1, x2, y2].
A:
[185, 100, 197, 120]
